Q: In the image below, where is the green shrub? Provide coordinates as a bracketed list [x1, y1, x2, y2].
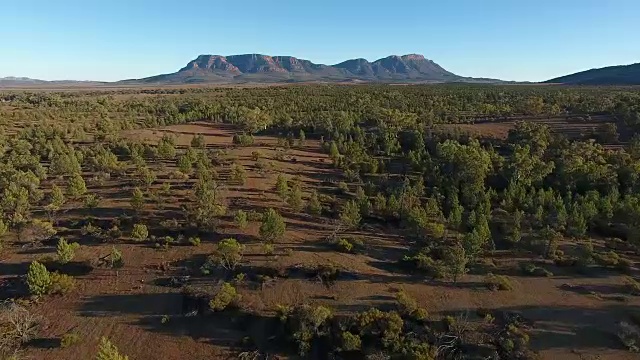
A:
[60, 332, 81, 348]
[340, 331, 362, 351]
[96, 337, 129, 360]
[131, 224, 148, 241]
[209, 282, 240, 311]
[234, 210, 248, 229]
[188, 236, 201, 246]
[519, 262, 553, 277]
[27, 261, 51, 296]
[56, 237, 80, 264]
[618, 321, 640, 352]
[485, 273, 513, 291]
[395, 290, 418, 316]
[336, 238, 353, 253]
[49, 272, 75, 294]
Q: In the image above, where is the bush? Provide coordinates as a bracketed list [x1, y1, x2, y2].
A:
[49, 272, 75, 294]
[212, 238, 245, 270]
[26, 261, 51, 296]
[485, 273, 513, 291]
[131, 224, 148, 241]
[232, 133, 254, 146]
[96, 337, 129, 360]
[234, 210, 248, 230]
[188, 236, 201, 246]
[307, 190, 322, 215]
[60, 332, 81, 348]
[0, 301, 40, 352]
[340, 332, 362, 351]
[519, 262, 553, 277]
[336, 238, 353, 253]
[618, 321, 640, 353]
[209, 282, 240, 311]
[56, 237, 80, 264]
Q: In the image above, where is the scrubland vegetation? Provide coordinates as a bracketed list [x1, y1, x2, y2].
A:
[1, 85, 640, 359]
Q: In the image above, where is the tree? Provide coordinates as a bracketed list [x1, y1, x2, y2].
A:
[130, 187, 144, 213]
[444, 243, 468, 283]
[307, 190, 322, 215]
[275, 174, 289, 200]
[234, 210, 248, 230]
[66, 174, 87, 199]
[339, 200, 361, 229]
[131, 224, 148, 241]
[96, 337, 129, 360]
[191, 134, 205, 149]
[177, 154, 193, 174]
[213, 238, 245, 270]
[45, 184, 65, 223]
[230, 163, 247, 185]
[298, 129, 306, 147]
[27, 261, 51, 296]
[287, 182, 304, 211]
[329, 141, 340, 164]
[259, 208, 286, 243]
[56, 237, 80, 264]
[157, 134, 176, 159]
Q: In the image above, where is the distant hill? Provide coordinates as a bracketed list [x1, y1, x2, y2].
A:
[0, 76, 102, 87]
[131, 53, 502, 84]
[545, 63, 640, 85]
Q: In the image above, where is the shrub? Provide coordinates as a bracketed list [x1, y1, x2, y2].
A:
[209, 282, 240, 311]
[287, 183, 304, 211]
[188, 236, 201, 246]
[259, 208, 286, 243]
[337, 181, 349, 193]
[26, 261, 51, 296]
[618, 321, 640, 352]
[56, 237, 80, 264]
[234, 210, 248, 230]
[340, 331, 362, 351]
[60, 332, 81, 348]
[49, 272, 75, 294]
[519, 262, 553, 277]
[395, 290, 416, 313]
[232, 133, 254, 146]
[96, 337, 129, 360]
[0, 301, 40, 354]
[485, 273, 513, 291]
[106, 247, 124, 269]
[336, 238, 353, 253]
[131, 224, 148, 241]
[355, 308, 403, 348]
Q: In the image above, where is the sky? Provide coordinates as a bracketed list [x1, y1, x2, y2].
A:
[1, 0, 639, 82]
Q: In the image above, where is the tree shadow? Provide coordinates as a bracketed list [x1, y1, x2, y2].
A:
[445, 303, 640, 352]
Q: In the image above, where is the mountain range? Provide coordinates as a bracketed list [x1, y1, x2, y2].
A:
[132, 53, 499, 84]
[2, 54, 640, 86]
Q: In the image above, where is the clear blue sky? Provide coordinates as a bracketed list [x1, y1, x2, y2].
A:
[1, 0, 639, 82]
